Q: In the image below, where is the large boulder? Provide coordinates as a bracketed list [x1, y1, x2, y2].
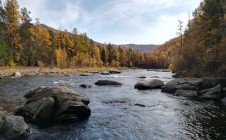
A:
[15, 97, 55, 124]
[2, 115, 29, 140]
[134, 79, 164, 90]
[161, 78, 203, 93]
[200, 84, 222, 100]
[174, 90, 198, 98]
[95, 80, 122, 86]
[15, 86, 91, 125]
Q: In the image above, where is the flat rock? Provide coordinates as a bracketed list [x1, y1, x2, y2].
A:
[95, 80, 122, 86]
[134, 79, 164, 90]
[174, 90, 198, 97]
[161, 78, 203, 93]
[15, 86, 91, 125]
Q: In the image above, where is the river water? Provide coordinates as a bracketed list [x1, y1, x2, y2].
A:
[0, 69, 226, 140]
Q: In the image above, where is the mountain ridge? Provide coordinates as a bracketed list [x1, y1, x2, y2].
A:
[41, 24, 159, 53]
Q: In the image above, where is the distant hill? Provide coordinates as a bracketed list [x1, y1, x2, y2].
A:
[118, 44, 159, 53]
[41, 24, 159, 52]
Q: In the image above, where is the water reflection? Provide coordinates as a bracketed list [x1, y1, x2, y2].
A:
[0, 70, 225, 140]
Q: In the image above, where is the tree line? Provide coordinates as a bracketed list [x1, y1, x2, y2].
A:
[170, 0, 226, 77]
[0, 0, 169, 69]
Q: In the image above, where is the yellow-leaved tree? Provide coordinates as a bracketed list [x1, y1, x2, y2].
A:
[5, 0, 21, 64]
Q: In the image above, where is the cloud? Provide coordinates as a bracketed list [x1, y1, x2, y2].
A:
[4, 0, 202, 44]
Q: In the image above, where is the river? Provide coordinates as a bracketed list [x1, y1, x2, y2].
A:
[0, 69, 226, 140]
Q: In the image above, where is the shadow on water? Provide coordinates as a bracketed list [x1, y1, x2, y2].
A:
[0, 69, 226, 140]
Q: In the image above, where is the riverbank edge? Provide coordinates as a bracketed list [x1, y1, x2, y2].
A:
[0, 66, 130, 75]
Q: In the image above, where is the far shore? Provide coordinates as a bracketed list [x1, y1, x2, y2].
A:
[0, 66, 130, 75]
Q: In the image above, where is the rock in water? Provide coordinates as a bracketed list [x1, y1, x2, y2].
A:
[161, 78, 203, 93]
[2, 115, 29, 140]
[95, 80, 122, 86]
[80, 84, 92, 88]
[15, 86, 91, 125]
[109, 70, 121, 74]
[79, 73, 93, 76]
[200, 84, 222, 100]
[15, 97, 55, 124]
[134, 79, 164, 90]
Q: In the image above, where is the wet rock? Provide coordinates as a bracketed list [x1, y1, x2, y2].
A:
[137, 76, 146, 79]
[100, 71, 110, 75]
[199, 89, 210, 96]
[109, 70, 121, 74]
[174, 90, 198, 97]
[134, 79, 164, 90]
[134, 103, 146, 107]
[95, 80, 122, 86]
[2, 115, 29, 140]
[80, 84, 92, 88]
[15, 97, 55, 124]
[15, 86, 91, 125]
[80, 73, 93, 76]
[200, 84, 222, 100]
[161, 78, 203, 93]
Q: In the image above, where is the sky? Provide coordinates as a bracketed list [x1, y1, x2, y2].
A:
[5, 0, 202, 45]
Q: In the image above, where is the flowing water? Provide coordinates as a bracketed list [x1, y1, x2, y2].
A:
[0, 69, 226, 140]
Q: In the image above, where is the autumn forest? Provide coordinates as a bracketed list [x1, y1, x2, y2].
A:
[0, 0, 226, 77]
[0, 0, 168, 69]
